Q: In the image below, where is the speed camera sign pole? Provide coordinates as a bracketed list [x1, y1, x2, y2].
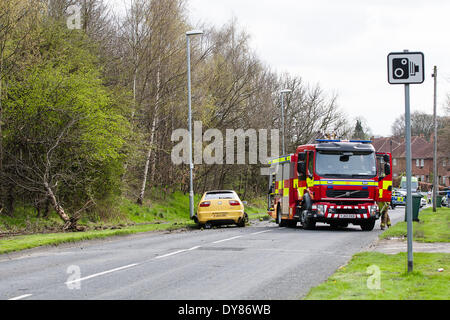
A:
[404, 76, 414, 273]
[402, 50, 413, 272]
[432, 66, 438, 213]
[388, 49, 425, 273]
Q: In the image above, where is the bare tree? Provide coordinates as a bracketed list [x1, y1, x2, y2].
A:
[391, 111, 446, 140]
[283, 77, 350, 148]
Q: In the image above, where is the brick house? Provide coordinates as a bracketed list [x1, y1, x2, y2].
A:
[372, 136, 449, 189]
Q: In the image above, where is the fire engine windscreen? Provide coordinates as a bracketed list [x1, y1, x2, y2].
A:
[315, 151, 376, 178]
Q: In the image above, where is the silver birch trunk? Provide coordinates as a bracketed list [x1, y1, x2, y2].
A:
[137, 62, 160, 205]
[44, 181, 73, 229]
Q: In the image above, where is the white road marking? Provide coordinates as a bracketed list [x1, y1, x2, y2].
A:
[250, 230, 273, 235]
[65, 263, 138, 285]
[212, 235, 243, 244]
[155, 245, 201, 259]
[8, 294, 33, 300]
[155, 249, 188, 259]
[60, 227, 271, 286]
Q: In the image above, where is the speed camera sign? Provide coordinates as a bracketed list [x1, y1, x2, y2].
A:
[387, 52, 424, 84]
[387, 50, 425, 273]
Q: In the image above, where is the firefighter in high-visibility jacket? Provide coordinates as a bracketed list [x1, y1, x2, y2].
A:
[377, 201, 391, 230]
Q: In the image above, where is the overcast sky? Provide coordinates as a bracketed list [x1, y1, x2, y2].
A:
[185, 0, 450, 137]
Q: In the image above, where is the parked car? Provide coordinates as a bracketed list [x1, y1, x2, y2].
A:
[444, 189, 450, 207]
[420, 196, 427, 208]
[391, 189, 427, 208]
[391, 189, 406, 209]
[442, 195, 448, 207]
[194, 190, 248, 229]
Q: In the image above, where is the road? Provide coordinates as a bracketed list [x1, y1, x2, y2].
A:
[0, 207, 406, 300]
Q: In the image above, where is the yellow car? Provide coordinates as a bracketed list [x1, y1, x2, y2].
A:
[195, 190, 248, 228]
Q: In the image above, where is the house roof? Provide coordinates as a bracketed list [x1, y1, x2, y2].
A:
[371, 137, 401, 155]
[372, 136, 433, 159]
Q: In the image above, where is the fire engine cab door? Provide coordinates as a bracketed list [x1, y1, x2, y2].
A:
[376, 153, 393, 202]
[281, 162, 291, 216]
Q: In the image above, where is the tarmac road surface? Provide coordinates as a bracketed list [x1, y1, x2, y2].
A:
[0, 207, 406, 300]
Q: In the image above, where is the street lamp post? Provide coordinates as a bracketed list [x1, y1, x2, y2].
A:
[280, 89, 292, 155]
[432, 66, 438, 212]
[186, 30, 203, 220]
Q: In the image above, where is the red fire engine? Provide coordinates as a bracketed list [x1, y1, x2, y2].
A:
[267, 139, 392, 231]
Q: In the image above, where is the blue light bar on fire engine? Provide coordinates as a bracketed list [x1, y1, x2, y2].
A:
[316, 139, 341, 143]
[316, 139, 372, 143]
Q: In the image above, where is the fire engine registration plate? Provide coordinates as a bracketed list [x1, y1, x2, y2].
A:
[339, 214, 356, 219]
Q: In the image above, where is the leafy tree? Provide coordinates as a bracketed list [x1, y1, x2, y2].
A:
[0, 0, 46, 214]
[3, 22, 130, 229]
[353, 119, 366, 140]
[0, 0, 355, 224]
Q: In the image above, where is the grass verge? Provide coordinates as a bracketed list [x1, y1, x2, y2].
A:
[305, 206, 450, 300]
[304, 252, 450, 300]
[0, 193, 268, 255]
[0, 221, 195, 255]
[380, 207, 450, 242]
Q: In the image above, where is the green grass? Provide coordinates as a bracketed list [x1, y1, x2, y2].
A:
[380, 207, 450, 242]
[305, 252, 450, 300]
[0, 206, 65, 234]
[0, 221, 196, 255]
[245, 196, 266, 211]
[305, 206, 450, 300]
[0, 192, 268, 255]
[0, 192, 197, 235]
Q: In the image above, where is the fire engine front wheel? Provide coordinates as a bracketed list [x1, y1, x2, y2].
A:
[300, 193, 315, 230]
[300, 210, 316, 230]
[360, 220, 376, 231]
[276, 206, 287, 227]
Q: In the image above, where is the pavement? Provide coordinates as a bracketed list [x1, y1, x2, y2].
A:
[370, 239, 450, 254]
[0, 207, 406, 300]
[369, 204, 450, 255]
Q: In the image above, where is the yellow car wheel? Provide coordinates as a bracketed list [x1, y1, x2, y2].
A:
[204, 222, 213, 229]
[237, 213, 248, 227]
